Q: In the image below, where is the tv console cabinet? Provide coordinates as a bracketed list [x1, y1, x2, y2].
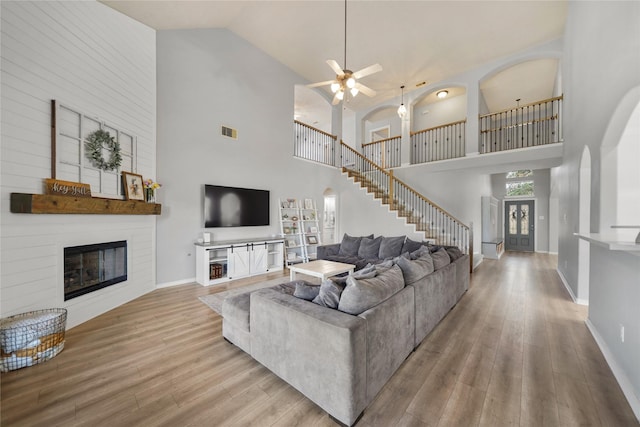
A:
[195, 237, 284, 286]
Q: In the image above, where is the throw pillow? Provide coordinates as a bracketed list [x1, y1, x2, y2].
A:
[358, 236, 383, 259]
[353, 264, 377, 279]
[410, 245, 430, 260]
[312, 279, 345, 309]
[401, 237, 424, 255]
[293, 280, 321, 301]
[338, 234, 373, 256]
[378, 236, 406, 260]
[432, 247, 451, 270]
[396, 252, 435, 285]
[338, 264, 405, 315]
[445, 246, 464, 261]
[374, 259, 394, 273]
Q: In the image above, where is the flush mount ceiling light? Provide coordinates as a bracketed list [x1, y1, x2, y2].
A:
[306, 0, 382, 105]
[436, 90, 449, 99]
[397, 85, 407, 118]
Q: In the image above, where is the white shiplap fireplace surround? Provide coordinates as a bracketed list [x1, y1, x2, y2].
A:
[1, 2, 157, 328]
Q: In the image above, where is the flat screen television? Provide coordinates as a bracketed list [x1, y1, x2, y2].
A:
[204, 184, 270, 227]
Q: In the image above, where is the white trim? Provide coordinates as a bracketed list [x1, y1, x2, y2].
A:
[473, 253, 484, 270]
[586, 319, 640, 421]
[156, 278, 196, 289]
[548, 251, 558, 255]
[369, 125, 391, 144]
[556, 268, 588, 306]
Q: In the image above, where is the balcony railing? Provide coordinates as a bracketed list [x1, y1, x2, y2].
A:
[479, 96, 563, 154]
[410, 120, 466, 164]
[293, 120, 337, 166]
[362, 135, 401, 169]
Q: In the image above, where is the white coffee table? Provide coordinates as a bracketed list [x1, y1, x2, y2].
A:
[289, 260, 356, 281]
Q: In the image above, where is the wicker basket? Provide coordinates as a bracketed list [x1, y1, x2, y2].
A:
[0, 308, 67, 372]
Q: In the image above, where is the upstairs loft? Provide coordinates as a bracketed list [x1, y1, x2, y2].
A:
[294, 94, 563, 174]
[294, 43, 564, 175]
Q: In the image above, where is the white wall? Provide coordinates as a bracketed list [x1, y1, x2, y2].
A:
[0, 1, 157, 328]
[560, 1, 640, 417]
[364, 113, 401, 143]
[155, 29, 340, 286]
[391, 167, 491, 256]
[413, 94, 467, 132]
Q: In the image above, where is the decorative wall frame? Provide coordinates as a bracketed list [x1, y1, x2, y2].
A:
[122, 172, 144, 201]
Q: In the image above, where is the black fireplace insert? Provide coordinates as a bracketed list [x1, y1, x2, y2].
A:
[64, 241, 127, 301]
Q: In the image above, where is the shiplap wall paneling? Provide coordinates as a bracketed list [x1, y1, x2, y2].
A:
[0, 1, 157, 328]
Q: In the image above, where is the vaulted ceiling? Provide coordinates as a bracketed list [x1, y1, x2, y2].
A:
[103, 1, 567, 112]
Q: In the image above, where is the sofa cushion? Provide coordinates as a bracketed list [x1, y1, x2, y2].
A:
[410, 245, 431, 260]
[338, 264, 405, 315]
[432, 248, 451, 270]
[339, 234, 372, 256]
[293, 280, 321, 301]
[401, 237, 424, 255]
[374, 259, 395, 273]
[396, 252, 435, 285]
[324, 256, 371, 272]
[221, 292, 252, 332]
[358, 236, 383, 259]
[378, 236, 406, 260]
[445, 246, 464, 261]
[312, 279, 345, 309]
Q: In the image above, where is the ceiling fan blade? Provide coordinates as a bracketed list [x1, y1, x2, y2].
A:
[306, 80, 336, 88]
[355, 82, 376, 97]
[332, 93, 342, 105]
[352, 63, 382, 79]
[326, 59, 345, 77]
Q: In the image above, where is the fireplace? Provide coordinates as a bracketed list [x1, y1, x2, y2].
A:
[64, 241, 127, 301]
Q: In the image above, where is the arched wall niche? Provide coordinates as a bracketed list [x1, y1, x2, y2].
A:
[599, 86, 640, 240]
[479, 56, 562, 114]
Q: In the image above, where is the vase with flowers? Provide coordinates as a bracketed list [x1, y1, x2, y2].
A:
[143, 179, 161, 203]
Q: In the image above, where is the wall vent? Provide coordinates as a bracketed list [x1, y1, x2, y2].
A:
[221, 126, 238, 140]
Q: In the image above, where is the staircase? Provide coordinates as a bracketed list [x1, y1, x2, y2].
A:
[340, 142, 473, 268]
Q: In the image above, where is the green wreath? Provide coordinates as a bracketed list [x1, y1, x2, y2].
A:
[85, 129, 122, 171]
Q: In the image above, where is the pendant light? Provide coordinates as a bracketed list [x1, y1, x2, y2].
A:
[397, 85, 407, 118]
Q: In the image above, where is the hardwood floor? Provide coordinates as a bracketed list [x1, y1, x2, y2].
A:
[1, 253, 638, 426]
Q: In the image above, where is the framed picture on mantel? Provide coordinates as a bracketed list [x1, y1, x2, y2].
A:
[122, 172, 145, 201]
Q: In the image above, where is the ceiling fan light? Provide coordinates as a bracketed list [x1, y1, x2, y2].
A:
[437, 90, 448, 99]
[331, 82, 340, 93]
[397, 103, 407, 118]
[346, 77, 356, 88]
[350, 87, 359, 97]
[336, 90, 344, 100]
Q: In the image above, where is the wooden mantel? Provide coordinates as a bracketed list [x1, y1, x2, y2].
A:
[10, 193, 161, 215]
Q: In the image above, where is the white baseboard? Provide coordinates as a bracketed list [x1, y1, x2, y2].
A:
[472, 253, 483, 270]
[556, 268, 588, 306]
[585, 319, 640, 421]
[548, 251, 558, 255]
[156, 277, 195, 289]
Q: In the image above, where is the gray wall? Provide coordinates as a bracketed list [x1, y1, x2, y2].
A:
[156, 29, 340, 285]
[490, 169, 551, 252]
[560, 1, 640, 414]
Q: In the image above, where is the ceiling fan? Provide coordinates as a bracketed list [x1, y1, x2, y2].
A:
[307, 0, 382, 105]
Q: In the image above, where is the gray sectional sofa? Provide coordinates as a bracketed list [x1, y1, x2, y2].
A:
[221, 234, 469, 426]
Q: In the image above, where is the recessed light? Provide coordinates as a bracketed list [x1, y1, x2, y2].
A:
[436, 90, 448, 99]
